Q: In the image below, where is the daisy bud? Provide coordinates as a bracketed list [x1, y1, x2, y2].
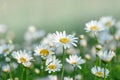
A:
[34, 68, 40, 74]
[96, 45, 102, 51]
[85, 54, 91, 60]
[79, 35, 84, 40]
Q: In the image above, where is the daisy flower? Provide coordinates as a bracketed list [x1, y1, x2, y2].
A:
[64, 77, 73, 80]
[98, 30, 113, 45]
[97, 50, 115, 63]
[34, 44, 54, 59]
[48, 75, 58, 80]
[66, 55, 85, 69]
[99, 16, 115, 28]
[40, 33, 54, 47]
[85, 20, 104, 32]
[12, 50, 33, 67]
[0, 24, 7, 33]
[34, 68, 40, 74]
[0, 44, 14, 56]
[91, 66, 109, 78]
[46, 56, 62, 73]
[52, 31, 77, 49]
[2, 64, 10, 73]
[24, 25, 45, 42]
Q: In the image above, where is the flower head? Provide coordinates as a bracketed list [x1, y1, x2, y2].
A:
[66, 55, 85, 69]
[12, 50, 33, 67]
[52, 31, 77, 49]
[0, 44, 14, 56]
[99, 16, 115, 28]
[91, 66, 109, 78]
[34, 44, 54, 59]
[2, 64, 10, 73]
[64, 77, 73, 80]
[97, 50, 115, 63]
[85, 20, 104, 32]
[46, 56, 62, 73]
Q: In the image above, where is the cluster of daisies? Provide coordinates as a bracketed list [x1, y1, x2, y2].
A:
[0, 16, 120, 80]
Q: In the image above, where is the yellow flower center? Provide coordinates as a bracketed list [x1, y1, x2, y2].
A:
[95, 72, 103, 77]
[60, 38, 69, 44]
[48, 64, 56, 69]
[71, 61, 77, 65]
[20, 57, 27, 63]
[90, 26, 98, 31]
[3, 48, 9, 53]
[40, 49, 49, 56]
[3, 69, 9, 73]
[105, 21, 111, 27]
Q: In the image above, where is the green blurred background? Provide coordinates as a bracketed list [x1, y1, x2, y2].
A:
[0, 0, 120, 42]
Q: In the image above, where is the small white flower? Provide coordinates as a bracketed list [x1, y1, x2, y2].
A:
[85, 54, 91, 60]
[0, 44, 14, 56]
[97, 50, 115, 63]
[12, 50, 33, 67]
[52, 31, 77, 49]
[41, 33, 54, 47]
[67, 47, 79, 55]
[80, 39, 87, 48]
[75, 75, 82, 80]
[114, 30, 120, 41]
[64, 77, 73, 80]
[34, 68, 40, 74]
[115, 21, 120, 29]
[66, 55, 85, 69]
[85, 20, 104, 32]
[2, 64, 10, 73]
[98, 30, 113, 45]
[46, 56, 62, 73]
[24, 25, 45, 42]
[34, 44, 54, 59]
[0, 24, 7, 33]
[91, 66, 109, 78]
[5, 57, 11, 62]
[48, 75, 58, 80]
[99, 16, 115, 28]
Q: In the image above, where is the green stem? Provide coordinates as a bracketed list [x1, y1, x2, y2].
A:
[104, 64, 107, 80]
[21, 65, 25, 80]
[41, 59, 45, 76]
[94, 32, 99, 44]
[96, 55, 98, 66]
[9, 63, 12, 80]
[61, 46, 66, 80]
[94, 76, 97, 80]
[26, 68, 28, 80]
[99, 59, 101, 67]
[73, 67, 76, 80]
[108, 63, 112, 80]
[3, 73, 7, 80]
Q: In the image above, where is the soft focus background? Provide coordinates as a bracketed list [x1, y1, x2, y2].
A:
[0, 0, 120, 42]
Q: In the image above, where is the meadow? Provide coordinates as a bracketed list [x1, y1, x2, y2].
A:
[0, 16, 120, 80]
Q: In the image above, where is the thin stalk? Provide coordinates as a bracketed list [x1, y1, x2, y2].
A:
[26, 68, 28, 80]
[99, 59, 101, 67]
[3, 73, 7, 80]
[9, 62, 12, 80]
[95, 55, 99, 66]
[94, 76, 97, 80]
[61, 46, 66, 80]
[41, 59, 45, 76]
[104, 64, 107, 80]
[94, 32, 99, 44]
[21, 65, 25, 80]
[108, 63, 112, 80]
[73, 67, 76, 80]
[77, 40, 81, 54]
